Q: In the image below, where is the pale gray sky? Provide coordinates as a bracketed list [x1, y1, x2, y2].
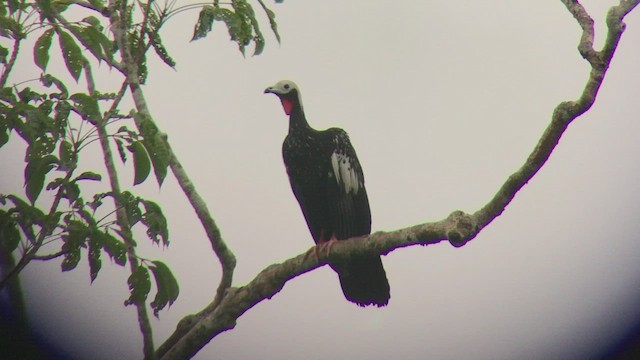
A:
[3, 1, 640, 359]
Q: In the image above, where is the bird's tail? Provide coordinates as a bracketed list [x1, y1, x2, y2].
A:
[332, 255, 390, 307]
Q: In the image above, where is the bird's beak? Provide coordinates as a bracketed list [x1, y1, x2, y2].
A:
[264, 87, 275, 94]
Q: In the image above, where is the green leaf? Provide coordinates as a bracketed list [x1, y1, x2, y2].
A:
[0, 209, 20, 252]
[141, 200, 168, 246]
[53, 101, 71, 136]
[257, 0, 280, 43]
[26, 136, 55, 160]
[233, 0, 265, 56]
[88, 191, 111, 211]
[34, 28, 55, 72]
[88, 0, 105, 10]
[71, 24, 110, 63]
[127, 141, 151, 185]
[101, 230, 126, 266]
[5, 195, 45, 223]
[120, 191, 142, 225]
[69, 93, 100, 123]
[40, 74, 69, 99]
[149, 32, 175, 68]
[18, 87, 44, 103]
[59, 139, 72, 162]
[24, 162, 45, 204]
[88, 232, 102, 282]
[115, 138, 127, 163]
[0, 123, 8, 148]
[58, 30, 84, 82]
[142, 138, 168, 187]
[192, 5, 216, 41]
[125, 265, 151, 306]
[0, 86, 16, 103]
[230, 0, 255, 55]
[24, 154, 58, 204]
[44, 211, 63, 229]
[61, 220, 87, 271]
[149, 261, 179, 317]
[75, 171, 101, 182]
[46, 177, 64, 191]
[82, 16, 102, 29]
[65, 220, 89, 243]
[138, 114, 169, 186]
[58, 140, 76, 171]
[62, 181, 80, 203]
[61, 246, 81, 271]
[0, 15, 20, 39]
[253, 35, 265, 56]
[0, 45, 8, 63]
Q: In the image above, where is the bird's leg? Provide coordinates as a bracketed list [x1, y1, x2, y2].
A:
[303, 246, 320, 262]
[319, 235, 339, 258]
[304, 232, 338, 262]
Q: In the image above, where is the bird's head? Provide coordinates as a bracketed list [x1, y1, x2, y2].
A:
[264, 80, 302, 115]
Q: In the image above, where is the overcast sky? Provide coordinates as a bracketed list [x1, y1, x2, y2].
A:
[3, 1, 640, 359]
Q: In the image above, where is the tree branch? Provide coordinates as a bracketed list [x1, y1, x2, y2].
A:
[0, 241, 28, 339]
[108, 0, 236, 328]
[164, 139, 236, 306]
[0, 170, 73, 290]
[88, 30, 156, 356]
[155, 1, 640, 358]
[0, 37, 21, 87]
[106, 1, 238, 357]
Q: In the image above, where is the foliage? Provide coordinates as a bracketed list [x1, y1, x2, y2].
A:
[191, 0, 280, 55]
[0, 0, 280, 354]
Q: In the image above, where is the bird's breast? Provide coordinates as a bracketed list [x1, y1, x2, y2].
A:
[283, 134, 327, 186]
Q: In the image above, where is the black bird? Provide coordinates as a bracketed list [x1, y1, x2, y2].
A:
[265, 80, 390, 307]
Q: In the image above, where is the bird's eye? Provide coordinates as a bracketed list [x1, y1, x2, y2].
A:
[283, 84, 290, 90]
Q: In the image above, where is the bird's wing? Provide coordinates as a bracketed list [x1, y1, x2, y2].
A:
[325, 128, 371, 240]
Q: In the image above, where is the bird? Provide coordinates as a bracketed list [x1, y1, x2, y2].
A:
[265, 80, 390, 307]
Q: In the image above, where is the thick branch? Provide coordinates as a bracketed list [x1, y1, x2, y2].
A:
[156, 1, 640, 358]
[475, 0, 638, 230]
[164, 140, 236, 306]
[159, 215, 461, 360]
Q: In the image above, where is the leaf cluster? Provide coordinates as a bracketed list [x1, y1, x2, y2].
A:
[125, 260, 179, 317]
[0, 0, 283, 353]
[192, 0, 280, 56]
[0, 0, 176, 315]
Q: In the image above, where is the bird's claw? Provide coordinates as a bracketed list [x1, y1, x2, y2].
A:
[304, 236, 339, 263]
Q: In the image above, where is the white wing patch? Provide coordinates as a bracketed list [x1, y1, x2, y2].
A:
[331, 151, 361, 194]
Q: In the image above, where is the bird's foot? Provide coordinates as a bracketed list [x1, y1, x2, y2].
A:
[319, 236, 339, 258]
[304, 236, 339, 263]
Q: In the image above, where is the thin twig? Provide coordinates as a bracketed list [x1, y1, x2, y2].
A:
[0, 171, 73, 290]
[33, 250, 68, 261]
[0, 38, 21, 87]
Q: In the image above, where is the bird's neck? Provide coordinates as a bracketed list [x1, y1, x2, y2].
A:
[288, 102, 310, 134]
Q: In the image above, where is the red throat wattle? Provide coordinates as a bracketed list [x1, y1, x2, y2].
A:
[280, 98, 293, 115]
